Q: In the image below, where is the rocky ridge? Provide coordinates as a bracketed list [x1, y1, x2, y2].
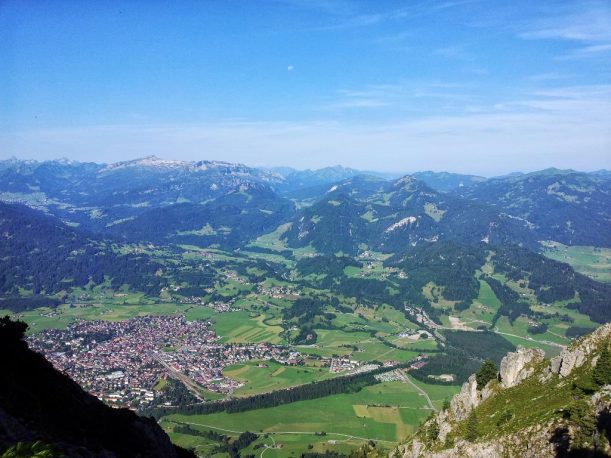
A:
[395, 324, 611, 458]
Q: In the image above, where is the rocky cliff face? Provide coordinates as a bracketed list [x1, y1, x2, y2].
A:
[499, 346, 545, 388]
[397, 421, 567, 458]
[423, 346, 544, 445]
[396, 324, 611, 458]
[545, 324, 611, 380]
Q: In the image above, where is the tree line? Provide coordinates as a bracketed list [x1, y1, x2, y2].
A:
[147, 366, 404, 418]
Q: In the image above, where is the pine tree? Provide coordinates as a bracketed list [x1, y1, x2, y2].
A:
[476, 359, 498, 387]
[593, 344, 611, 386]
[426, 420, 439, 443]
[465, 411, 479, 442]
[567, 399, 596, 449]
[442, 397, 451, 411]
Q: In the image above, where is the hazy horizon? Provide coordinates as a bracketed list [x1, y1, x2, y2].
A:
[3, 153, 610, 179]
[2, 0, 610, 175]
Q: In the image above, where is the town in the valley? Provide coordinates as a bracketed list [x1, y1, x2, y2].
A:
[27, 315, 301, 408]
[28, 314, 426, 410]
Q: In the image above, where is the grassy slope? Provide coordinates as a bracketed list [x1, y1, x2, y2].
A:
[449, 356, 596, 445]
[543, 243, 611, 283]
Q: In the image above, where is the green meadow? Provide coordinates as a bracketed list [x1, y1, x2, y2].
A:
[543, 243, 611, 283]
[162, 380, 459, 456]
[212, 310, 285, 344]
[223, 360, 334, 397]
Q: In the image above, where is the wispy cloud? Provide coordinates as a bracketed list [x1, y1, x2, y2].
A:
[267, 0, 354, 15]
[318, 81, 471, 111]
[525, 72, 575, 82]
[3, 83, 609, 175]
[434, 45, 473, 61]
[558, 43, 611, 60]
[291, 0, 481, 32]
[519, 1, 611, 58]
[306, 13, 385, 32]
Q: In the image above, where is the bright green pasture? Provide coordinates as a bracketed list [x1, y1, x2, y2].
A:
[223, 360, 334, 396]
[295, 326, 437, 362]
[543, 243, 611, 283]
[351, 340, 421, 363]
[4, 301, 279, 337]
[3, 302, 197, 334]
[406, 377, 461, 410]
[162, 380, 440, 456]
[455, 279, 501, 326]
[212, 311, 284, 344]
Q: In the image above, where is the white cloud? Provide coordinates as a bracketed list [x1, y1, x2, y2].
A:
[318, 81, 471, 111]
[2, 84, 609, 175]
[518, 2, 611, 59]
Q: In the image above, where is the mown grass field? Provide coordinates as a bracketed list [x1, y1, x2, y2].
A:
[433, 273, 599, 358]
[293, 325, 433, 363]
[456, 279, 501, 325]
[2, 302, 198, 334]
[213, 310, 285, 344]
[223, 360, 334, 397]
[162, 380, 459, 457]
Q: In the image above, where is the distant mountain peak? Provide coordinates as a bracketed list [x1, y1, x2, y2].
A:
[393, 175, 422, 190]
[525, 167, 577, 177]
[101, 155, 187, 171]
[55, 157, 80, 165]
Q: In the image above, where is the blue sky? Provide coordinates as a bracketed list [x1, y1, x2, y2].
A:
[1, 0, 610, 175]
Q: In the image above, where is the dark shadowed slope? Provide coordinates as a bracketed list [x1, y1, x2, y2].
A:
[460, 169, 611, 247]
[0, 316, 195, 458]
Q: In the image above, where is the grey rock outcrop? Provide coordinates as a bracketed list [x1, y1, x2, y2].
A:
[449, 374, 480, 422]
[402, 346, 549, 455]
[395, 421, 563, 458]
[550, 349, 586, 377]
[499, 346, 545, 388]
[547, 323, 611, 379]
[395, 325, 611, 458]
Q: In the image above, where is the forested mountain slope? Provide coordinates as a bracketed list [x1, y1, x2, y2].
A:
[0, 203, 166, 302]
[106, 183, 295, 248]
[0, 157, 287, 234]
[412, 171, 486, 192]
[459, 169, 611, 247]
[2, 158, 609, 253]
[282, 175, 540, 255]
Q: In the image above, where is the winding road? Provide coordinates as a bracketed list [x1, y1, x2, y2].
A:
[398, 371, 438, 413]
[173, 420, 398, 445]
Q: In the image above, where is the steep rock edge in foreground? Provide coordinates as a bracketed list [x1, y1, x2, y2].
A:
[395, 324, 611, 458]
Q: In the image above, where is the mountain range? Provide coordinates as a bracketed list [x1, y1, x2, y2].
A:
[1, 157, 608, 252]
[1, 156, 610, 457]
[1, 156, 609, 328]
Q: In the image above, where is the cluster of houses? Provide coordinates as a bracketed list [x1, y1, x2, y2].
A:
[27, 315, 303, 408]
[256, 284, 301, 299]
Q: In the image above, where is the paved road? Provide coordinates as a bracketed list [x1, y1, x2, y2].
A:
[175, 420, 398, 444]
[152, 354, 204, 401]
[399, 372, 438, 413]
[492, 327, 566, 349]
